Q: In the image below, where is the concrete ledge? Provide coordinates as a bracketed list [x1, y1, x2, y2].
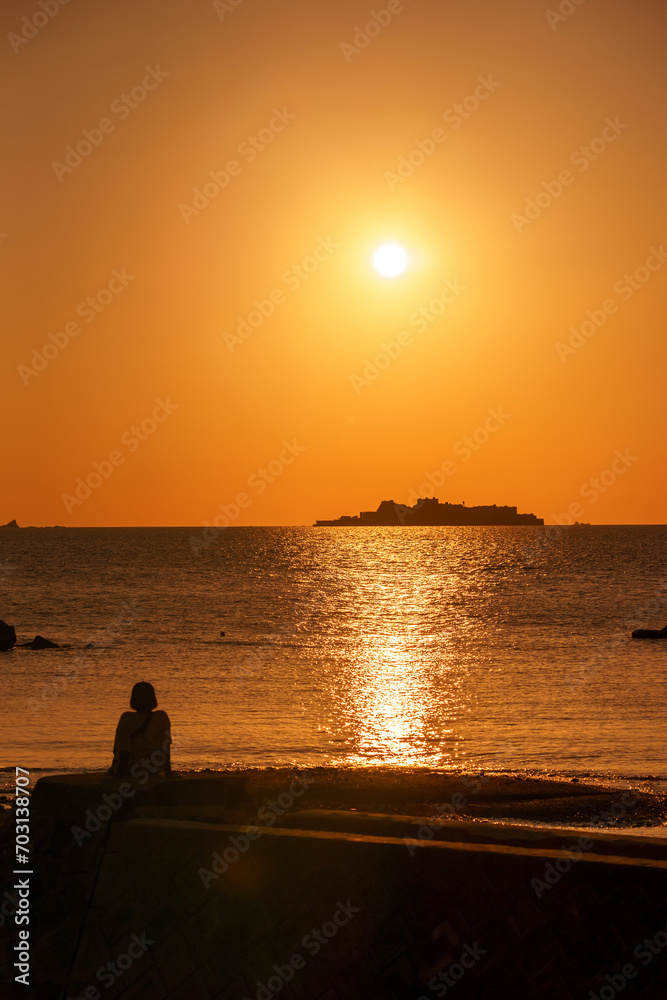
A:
[3, 773, 667, 999]
[61, 814, 667, 999]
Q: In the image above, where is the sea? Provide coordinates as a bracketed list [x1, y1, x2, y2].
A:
[1, 525, 666, 792]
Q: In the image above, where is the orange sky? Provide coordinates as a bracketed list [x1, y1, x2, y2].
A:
[3, 0, 666, 526]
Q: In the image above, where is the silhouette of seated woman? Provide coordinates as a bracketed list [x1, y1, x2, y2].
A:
[109, 681, 172, 778]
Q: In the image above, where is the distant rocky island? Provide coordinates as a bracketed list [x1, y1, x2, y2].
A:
[314, 497, 544, 526]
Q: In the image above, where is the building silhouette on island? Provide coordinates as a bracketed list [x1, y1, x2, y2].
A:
[314, 496, 544, 526]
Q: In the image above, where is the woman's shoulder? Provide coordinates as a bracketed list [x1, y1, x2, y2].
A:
[152, 709, 170, 723]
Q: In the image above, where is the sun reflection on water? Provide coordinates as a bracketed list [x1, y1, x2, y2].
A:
[318, 543, 477, 767]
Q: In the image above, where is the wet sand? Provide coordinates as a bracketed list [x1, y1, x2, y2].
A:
[192, 766, 667, 828]
[2, 767, 665, 833]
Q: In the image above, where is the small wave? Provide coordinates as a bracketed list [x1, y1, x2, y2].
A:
[13, 645, 69, 651]
[218, 639, 281, 647]
[213, 637, 303, 648]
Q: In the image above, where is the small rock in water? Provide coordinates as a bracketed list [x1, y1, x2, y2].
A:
[632, 626, 667, 638]
[21, 635, 60, 650]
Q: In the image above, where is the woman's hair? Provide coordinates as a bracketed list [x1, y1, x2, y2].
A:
[130, 681, 158, 713]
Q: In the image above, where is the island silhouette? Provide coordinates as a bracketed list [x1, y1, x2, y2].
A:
[315, 496, 544, 526]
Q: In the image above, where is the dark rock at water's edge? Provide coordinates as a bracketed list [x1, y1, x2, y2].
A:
[0, 620, 16, 651]
[19, 635, 60, 649]
[632, 625, 667, 638]
[0, 518, 19, 528]
[0, 622, 60, 650]
[315, 495, 544, 526]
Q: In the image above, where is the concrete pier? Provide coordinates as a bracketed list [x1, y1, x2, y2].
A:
[2, 773, 667, 999]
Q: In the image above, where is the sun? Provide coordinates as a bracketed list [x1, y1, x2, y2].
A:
[373, 243, 409, 278]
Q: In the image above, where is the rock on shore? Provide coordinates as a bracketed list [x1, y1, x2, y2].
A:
[0, 620, 16, 651]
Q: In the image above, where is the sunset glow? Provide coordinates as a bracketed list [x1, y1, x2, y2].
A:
[4, 0, 666, 527]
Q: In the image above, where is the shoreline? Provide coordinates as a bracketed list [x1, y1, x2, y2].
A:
[5, 766, 665, 830]
[231, 766, 667, 829]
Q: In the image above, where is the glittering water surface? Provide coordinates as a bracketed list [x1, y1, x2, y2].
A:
[1, 526, 666, 778]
